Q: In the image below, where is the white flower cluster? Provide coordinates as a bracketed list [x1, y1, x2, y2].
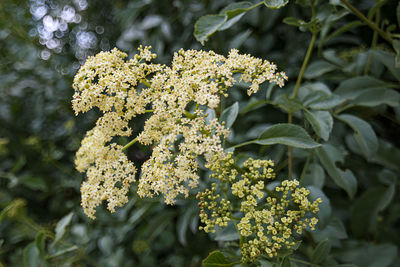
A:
[73, 46, 287, 218]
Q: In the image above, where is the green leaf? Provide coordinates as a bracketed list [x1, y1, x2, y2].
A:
[283, 17, 319, 31]
[313, 217, 348, 243]
[202, 251, 236, 267]
[257, 124, 320, 148]
[219, 2, 254, 31]
[53, 212, 74, 245]
[370, 138, 400, 171]
[311, 239, 331, 264]
[325, 20, 364, 42]
[273, 94, 304, 113]
[337, 114, 378, 158]
[315, 144, 357, 198]
[220, 102, 239, 128]
[221, 2, 253, 20]
[23, 243, 40, 267]
[35, 232, 46, 258]
[302, 92, 345, 110]
[335, 76, 400, 107]
[372, 50, 400, 82]
[336, 243, 397, 267]
[177, 206, 196, 245]
[302, 163, 325, 189]
[281, 256, 292, 267]
[304, 110, 333, 141]
[194, 15, 226, 45]
[264, 0, 289, 9]
[351, 185, 395, 236]
[214, 221, 240, 241]
[304, 60, 337, 79]
[47, 245, 79, 259]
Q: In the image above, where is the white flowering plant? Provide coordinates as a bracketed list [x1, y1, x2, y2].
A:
[72, 43, 325, 264]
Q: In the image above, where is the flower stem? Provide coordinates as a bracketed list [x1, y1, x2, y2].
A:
[288, 30, 317, 179]
[340, 0, 392, 45]
[122, 137, 138, 151]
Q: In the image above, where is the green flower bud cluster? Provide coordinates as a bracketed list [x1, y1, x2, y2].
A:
[196, 153, 322, 263]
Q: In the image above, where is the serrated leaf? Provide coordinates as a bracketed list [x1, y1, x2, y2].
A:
[23, 243, 40, 267]
[337, 114, 378, 158]
[202, 251, 236, 267]
[311, 239, 331, 264]
[53, 212, 73, 245]
[264, 0, 289, 9]
[315, 144, 356, 198]
[220, 102, 239, 128]
[194, 15, 226, 45]
[304, 110, 333, 141]
[255, 124, 320, 148]
[304, 60, 337, 79]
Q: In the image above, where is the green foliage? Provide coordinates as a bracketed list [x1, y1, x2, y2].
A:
[1, 0, 400, 266]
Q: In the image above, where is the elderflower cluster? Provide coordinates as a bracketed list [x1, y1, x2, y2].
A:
[197, 153, 321, 263]
[73, 46, 286, 218]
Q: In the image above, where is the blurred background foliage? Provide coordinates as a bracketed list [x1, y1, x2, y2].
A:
[0, 0, 399, 266]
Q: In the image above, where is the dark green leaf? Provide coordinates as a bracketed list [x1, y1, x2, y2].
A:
[351, 185, 395, 236]
[220, 102, 239, 128]
[302, 163, 325, 189]
[311, 239, 331, 264]
[220, 2, 253, 20]
[372, 50, 400, 81]
[335, 76, 400, 107]
[302, 92, 345, 110]
[315, 144, 356, 198]
[35, 232, 46, 258]
[219, 2, 254, 31]
[304, 61, 337, 79]
[304, 110, 333, 141]
[264, 0, 289, 9]
[53, 212, 73, 245]
[177, 206, 196, 245]
[337, 114, 378, 158]
[313, 217, 348, 243]
[214, 221, 240, 241]
[23, 243, 40, 267]
[370, 138, 400, 171]
[47, 245, 79, 259]
[257, 124, 320, 148]
[202, 251, 236, 267]
[194, 15, 226, 45]
[273, 94, 304, 113]
[281, 256, 292, 267]
[336, 242, 397, 267]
